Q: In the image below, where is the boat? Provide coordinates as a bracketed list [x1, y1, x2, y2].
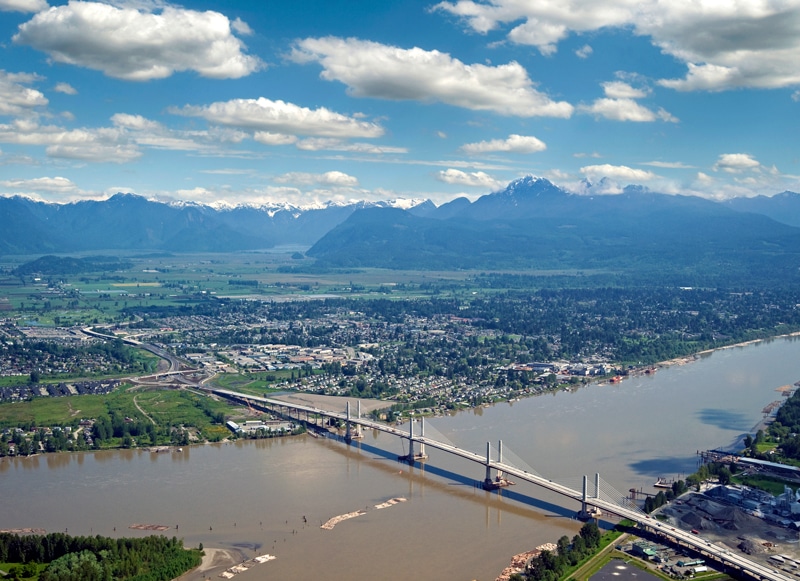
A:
[654, 477, 672, 488]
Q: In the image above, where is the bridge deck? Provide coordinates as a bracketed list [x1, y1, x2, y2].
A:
[212, 389, 793, 581]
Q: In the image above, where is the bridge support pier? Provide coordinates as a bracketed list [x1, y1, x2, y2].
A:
[482, 440, 513, 490]
[352, 400, 364, 438]
[577, 473, 603, 520]
[414, 417, 427, 461]
[397, 418, 428, 463]
[344, 401, 353, 443]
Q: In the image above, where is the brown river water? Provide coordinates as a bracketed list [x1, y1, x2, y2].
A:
[2, 336, 800, 580]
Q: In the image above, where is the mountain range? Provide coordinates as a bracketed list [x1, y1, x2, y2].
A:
[3, 178, 800, 281]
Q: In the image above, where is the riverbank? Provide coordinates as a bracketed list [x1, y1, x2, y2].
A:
[657, 330, 800, 369]
[175, 547, 245, 581]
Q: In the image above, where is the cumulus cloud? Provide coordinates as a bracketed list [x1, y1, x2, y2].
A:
[291, 36, 573, 118]
[602, 81, 647, 99]
[274, 171, 359, 187]
[253, 132, 298, 146]
[231, 17, 253, 36]
[53, 82, 77, 95]
[696, 172, 715, 184]
[580, 98, 677, 122]
[575, 44, 593, 59]
[580, 164, 658, 181]
[434, 0, 800, 92]
[579, 79, 677, 122]
[111, 113, 160, 131]
[436, 168, 503, 188]
[713, 153, 762, 173]
[175, 97, 384, 138]
[0, 0, 47, 12]
[460, 134, 546, 154]
[0, 70, 48, 116]
[14, 2, 262, 81]
[0, 119, 141, 162]
[0, 176, 78, 193]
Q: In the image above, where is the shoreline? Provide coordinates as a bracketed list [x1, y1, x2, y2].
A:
[175, 547, 246, 581]
[656, 330, 800, 369]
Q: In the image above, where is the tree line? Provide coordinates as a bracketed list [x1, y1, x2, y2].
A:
[0, 532, 200, 581]
[512, 521, 602, 581]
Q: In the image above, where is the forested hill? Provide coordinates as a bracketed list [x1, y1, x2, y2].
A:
[307, 177, 800, 281]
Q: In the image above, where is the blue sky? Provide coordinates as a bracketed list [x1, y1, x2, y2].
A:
[1, 0, 799, 207]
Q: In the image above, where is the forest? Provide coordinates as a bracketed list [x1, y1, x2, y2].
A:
[0, 532, 200, 581]
[511, 521, 602, 581]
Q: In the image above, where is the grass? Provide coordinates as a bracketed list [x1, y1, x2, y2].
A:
[733, 473, 797, 495]
[0, 395, 108, 427]
[0, 384, 239, 441]
[210, 372, 288, 396]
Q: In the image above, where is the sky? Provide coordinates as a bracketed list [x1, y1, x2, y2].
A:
[1, 0, 800, 207]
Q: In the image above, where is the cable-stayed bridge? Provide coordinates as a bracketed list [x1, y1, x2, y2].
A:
[210, 388, 792, 581]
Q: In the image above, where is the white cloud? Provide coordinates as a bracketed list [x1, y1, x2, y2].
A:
[573, 151, 601, 158]
[53, 82, 77, 95]
[460, 134, 546, 154]
[253, 132, 298, 146]
[579, 79, 678, 122]
[0, 176, 78, 193]
[294, 137, 407, 154]
[602, 81, 647, 99]
[436, 168, 503, 188]
[713, 153, 762, 173]
[696, 172, 715, 184]
[111, 113, 160, 131]
[0, 0, 47, 12]
[580, 98, 667, 122]
[0, 119, 141, 162]
[292, 36, 573, 118]
[231, 17, 253, 36]
[274, 171, 359, 187]
[0, 70, 48, 116]
[435, 0, 800, 92]
[109, 112, 228, 152]
[793, 90, 800, 102]
[175, 97, 384, 138]
[14, 2, 262, 81]
[575, 44, 593, 59]
[580, 164, 658, 181]
[641, 161, 693, 169]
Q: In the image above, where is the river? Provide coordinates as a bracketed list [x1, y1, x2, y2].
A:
[1, 336, 800, 581]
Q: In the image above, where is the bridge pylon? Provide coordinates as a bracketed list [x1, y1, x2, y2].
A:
[577, 473, 603, 520]
[344, 401, 353, 442]
[352, 400, 364, 440]
[414, 417, 428, 461]
[396, 418, 428, 463]
[482, 440, 514, 490]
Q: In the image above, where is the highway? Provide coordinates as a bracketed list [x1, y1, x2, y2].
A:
[81, 327, 181, 372]
[212, 388, 795, 581]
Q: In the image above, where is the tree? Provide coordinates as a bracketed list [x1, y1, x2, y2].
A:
[30, 370, 40, 384]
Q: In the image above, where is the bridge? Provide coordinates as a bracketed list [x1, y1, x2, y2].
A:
[210, 388, 793, 581]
